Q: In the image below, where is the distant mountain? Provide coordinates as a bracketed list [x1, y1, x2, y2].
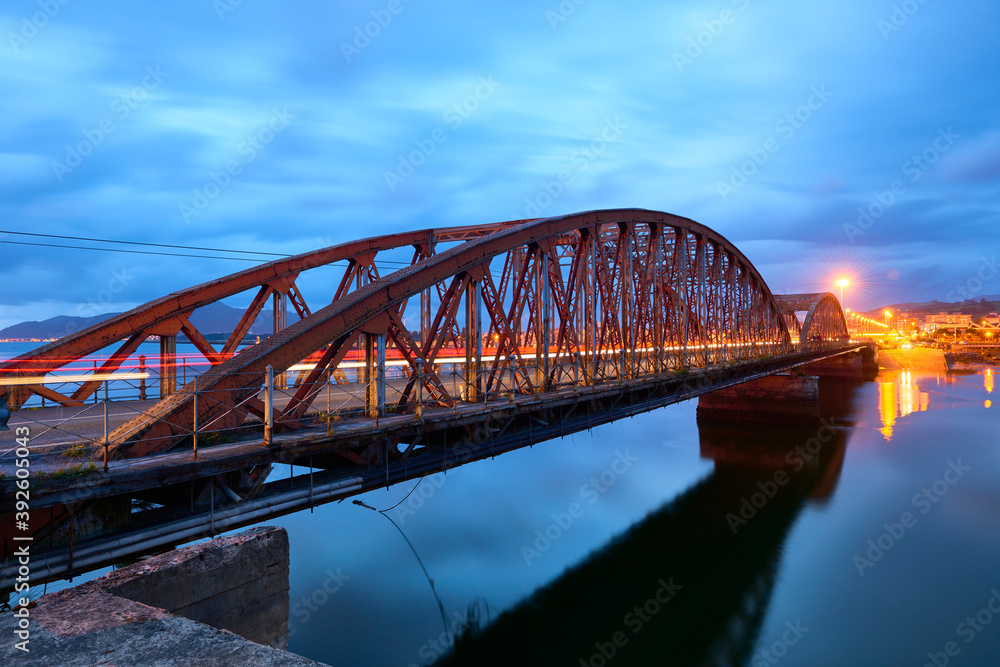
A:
[0, 301, 300, 341]
[0, 313, 122, 340]
[186, 302, 296, 336]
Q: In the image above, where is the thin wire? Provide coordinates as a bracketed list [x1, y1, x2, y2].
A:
[0, 229, 291, 256]
[0, 238, 421, 267]
[379, 478, 424, 513]
[0, 240, 264, 262]
[354, 499, 450, 637]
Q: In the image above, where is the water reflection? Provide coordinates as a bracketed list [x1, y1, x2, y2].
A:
[438, 380, 859, 667]
[878, 371, 932, 442]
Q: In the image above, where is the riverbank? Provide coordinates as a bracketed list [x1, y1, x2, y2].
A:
[946, 350, 1000, 371]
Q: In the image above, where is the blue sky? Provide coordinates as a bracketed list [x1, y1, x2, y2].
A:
[2, 0, 999, 329]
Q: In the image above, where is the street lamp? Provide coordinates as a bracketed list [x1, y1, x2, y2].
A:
[836, 278, 849, 309]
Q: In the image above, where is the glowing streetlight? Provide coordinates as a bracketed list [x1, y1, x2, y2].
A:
[836, 278, 849, 309]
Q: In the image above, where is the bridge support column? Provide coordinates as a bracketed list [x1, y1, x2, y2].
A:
[697, 374, 820, 423]
[272, 292, 287, 389]
[364, 333, 385, 418]
[160, 335, 177, 398]
[464, 279, 482, 402]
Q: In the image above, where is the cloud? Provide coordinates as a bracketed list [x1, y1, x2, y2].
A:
[0, 0, 998, 321]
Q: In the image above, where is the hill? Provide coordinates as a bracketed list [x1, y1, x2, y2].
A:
[0, 302, 297, 341]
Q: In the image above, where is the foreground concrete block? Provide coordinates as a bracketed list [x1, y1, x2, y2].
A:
[97, 526, 291, 649]
[1, 526, 329, 666]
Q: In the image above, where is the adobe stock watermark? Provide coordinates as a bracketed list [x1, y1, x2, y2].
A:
[921, 589, 1000, 667]
[287, 566, 350, 639]
[340, 0, 410, 63]
[384, 76, 501, 192]
[513, 116, 628, 219]
[844, 127, 959, 242]
[59, 267, 136, 337]
[179, 107, 294, 223]
[878, 0, 932, 41]
[725, 418, 837, 534]
[716, 85, 833, 202]
[51, 65, 169, 182]
[673, 0, 751, 72]
[545, 0, 588, 31]
[577, 577, 683, 666]
[520, 449, 637, 566]
[750, 620, 810, 666]
[853, 459, 970, 576]
[946, 255, 998, 302]
[213, 0, 246, 21]
[6, 0, 72, 54]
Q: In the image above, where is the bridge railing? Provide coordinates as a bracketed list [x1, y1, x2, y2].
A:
[2, 336, 856, 462]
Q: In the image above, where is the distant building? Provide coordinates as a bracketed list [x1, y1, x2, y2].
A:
[923, 312, 972, 334]
[983, 312, 1000, 327]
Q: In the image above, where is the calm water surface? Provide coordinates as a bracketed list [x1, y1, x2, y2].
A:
[5, 339, 998, 665]
[273, 370, 999, 666]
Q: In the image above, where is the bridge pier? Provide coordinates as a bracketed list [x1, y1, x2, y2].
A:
[801, 347, 877, 379]
[697, 374, 821, 423]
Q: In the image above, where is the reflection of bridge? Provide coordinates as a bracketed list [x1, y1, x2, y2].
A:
[0, 209, 864, 585]
[438, 379, 856, 667]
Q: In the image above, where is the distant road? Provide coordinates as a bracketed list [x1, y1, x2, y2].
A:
[878, 348, 948, 372]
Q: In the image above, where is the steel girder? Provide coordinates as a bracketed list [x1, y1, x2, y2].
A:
[0, 224, 517, 409]
[102, 208, 799, 459]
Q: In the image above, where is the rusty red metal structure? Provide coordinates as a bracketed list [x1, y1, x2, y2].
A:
[1, 208, 863, 585]
[1, 208, 848, 457]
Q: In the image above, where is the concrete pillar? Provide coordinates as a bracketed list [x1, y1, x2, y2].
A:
[802, 352, 864, 378]
[697, 374, 820, 423]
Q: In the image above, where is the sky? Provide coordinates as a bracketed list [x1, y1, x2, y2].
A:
[1, 0, 999, 330]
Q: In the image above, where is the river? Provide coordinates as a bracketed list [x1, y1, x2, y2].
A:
[4, 340, 998, 665]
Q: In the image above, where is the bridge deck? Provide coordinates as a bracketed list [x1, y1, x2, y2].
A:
[0, 344, 870, 588]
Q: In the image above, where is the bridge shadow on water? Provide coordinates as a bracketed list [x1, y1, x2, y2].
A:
[436, 378, 862, 667]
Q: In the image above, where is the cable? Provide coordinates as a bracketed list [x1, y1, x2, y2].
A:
[354, 499, 450, 638]
[379, 478, 424, 513]
[0, 238, 426, 268]
[1, 240, 265, 262]
[0, 229, 290, 257]
[0, 231, 505, 281]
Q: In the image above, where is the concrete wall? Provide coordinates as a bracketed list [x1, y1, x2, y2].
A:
[1, 527, 329, 666]
[98, 526, 290, 649]
[47, 525, 291, 650]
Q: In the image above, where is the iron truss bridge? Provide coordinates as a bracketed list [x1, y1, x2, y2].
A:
[0, 208, 863, 585]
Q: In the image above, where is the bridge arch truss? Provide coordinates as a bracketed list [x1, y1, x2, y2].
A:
[1, 209, 851, 461]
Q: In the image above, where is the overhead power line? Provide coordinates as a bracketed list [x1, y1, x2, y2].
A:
[0, 229, 437, 270]
[0, 239, 266, 262]
[0, 229, 291, 257]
